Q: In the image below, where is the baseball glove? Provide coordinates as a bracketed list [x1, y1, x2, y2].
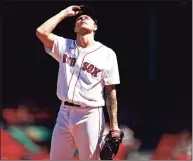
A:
[100, 130, 124, 160]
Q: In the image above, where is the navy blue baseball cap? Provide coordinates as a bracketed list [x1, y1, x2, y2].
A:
[75, 5, 97, 24]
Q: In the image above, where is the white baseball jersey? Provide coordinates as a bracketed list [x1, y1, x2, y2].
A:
[45, 35, 120, 107]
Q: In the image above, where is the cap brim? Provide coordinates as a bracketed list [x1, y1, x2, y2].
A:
[76, 6, 97, 24]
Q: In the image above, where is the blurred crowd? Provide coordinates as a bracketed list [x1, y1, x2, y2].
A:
[1, 103, 56, 160]
[1, 101, 192, 160]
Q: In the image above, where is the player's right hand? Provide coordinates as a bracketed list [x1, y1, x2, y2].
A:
[62, 5, 82, 18]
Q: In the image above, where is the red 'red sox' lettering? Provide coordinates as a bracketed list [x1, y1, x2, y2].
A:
[62, 54, 76, 67]
[87, 64, 94, 73]
[82, 62, 101, 77]
[82, 62, 89, 71]
[62, 56, 101, 77]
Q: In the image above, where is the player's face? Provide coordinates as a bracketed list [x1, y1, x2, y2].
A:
[75, 15, 97, 33]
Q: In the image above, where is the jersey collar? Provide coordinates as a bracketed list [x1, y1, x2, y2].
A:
[74, 40, 102, 53]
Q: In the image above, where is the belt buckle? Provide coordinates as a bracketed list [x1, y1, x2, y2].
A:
[71, 102, 80, 107]
[74, 104, 80, 107]
[63, 101, 86, 108]
[71, 101, 83, 108]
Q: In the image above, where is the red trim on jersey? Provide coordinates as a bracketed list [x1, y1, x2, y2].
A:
[72, 45, 103, 103]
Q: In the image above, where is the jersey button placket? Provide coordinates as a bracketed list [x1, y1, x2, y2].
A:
[71, 52, 84, 103]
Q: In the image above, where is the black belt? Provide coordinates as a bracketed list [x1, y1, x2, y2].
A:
[64, 101, 81, 107]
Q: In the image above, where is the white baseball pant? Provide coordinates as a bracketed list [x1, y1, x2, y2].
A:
[50, 105, 105, 160]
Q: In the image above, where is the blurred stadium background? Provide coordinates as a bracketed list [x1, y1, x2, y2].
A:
[1, 0, 192, 160]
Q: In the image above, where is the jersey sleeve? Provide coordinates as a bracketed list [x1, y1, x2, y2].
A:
[104, 50, 120, 85]
[44, 35, 68, 62]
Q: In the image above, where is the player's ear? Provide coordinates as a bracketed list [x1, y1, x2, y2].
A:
[74, 26, 77, 33]
[93, 24, 98, 31]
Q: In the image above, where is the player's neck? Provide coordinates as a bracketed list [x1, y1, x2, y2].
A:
[76, 33, 95, 48]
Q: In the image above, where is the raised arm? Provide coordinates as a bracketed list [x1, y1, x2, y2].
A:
[105, 85, 120, 131]
[36, 5, 82, 49]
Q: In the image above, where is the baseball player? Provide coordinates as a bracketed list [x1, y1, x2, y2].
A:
[36, 5, 120, 160]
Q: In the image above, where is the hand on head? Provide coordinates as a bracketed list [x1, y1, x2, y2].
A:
[62, 5, 82, 17]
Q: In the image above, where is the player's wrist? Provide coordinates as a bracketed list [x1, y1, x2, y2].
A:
[110, 122, 118, 125]
[109, 122, 119, 131]
[60, 9, 68, 19]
